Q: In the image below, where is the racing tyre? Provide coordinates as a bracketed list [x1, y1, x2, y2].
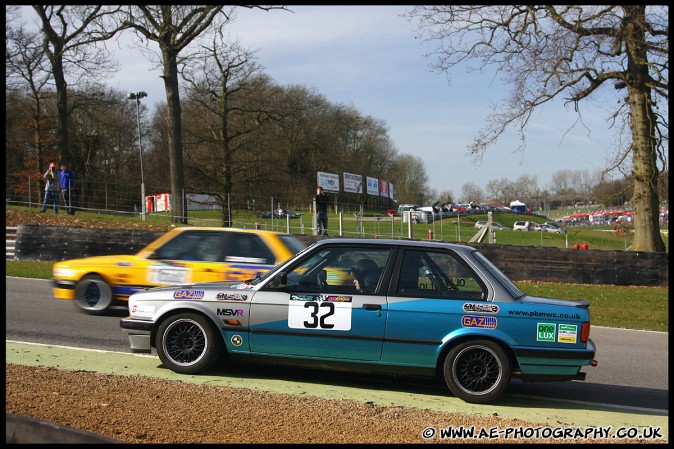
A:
[443, 340, 511, 404]
[156, 313, 222, 374]
[74, 274, 113, 315]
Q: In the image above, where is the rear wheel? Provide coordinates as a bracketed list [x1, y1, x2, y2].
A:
[443, 340, 510, 404]
[74, 274, 113, 315]
[156, 313, 222, 374]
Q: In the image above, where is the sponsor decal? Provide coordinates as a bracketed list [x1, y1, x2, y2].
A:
[557, 324, 578, 343]
[537, 323, 556, 342]
[225, 256, 266, 264]
[462, 303, 499, 314]
[290, 294, 352, 303]
[148, 262, 191, 284]
[231, 335, 243, 346]
[173, 290, 205, 299]
[217, 308, 244, 317]
[461, 315, 497, 329]
[130, 303, 155, 318]
[216, 292, 248, 301]
[235, 283, 255, 289]
[288, 295, 354, 330]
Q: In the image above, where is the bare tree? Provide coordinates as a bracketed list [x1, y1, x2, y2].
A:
[513, 174, 539, 206]
[549, 169, 576, 208]
[389, 154, 429, 204]
[31, 5, 123, 172]
[436, 190, 454, 205]
[407, 5, 667, 252]
[120, 6, 286, 224]
[575, 170, 599, 206]
[6, 12, 53, 185]
[460, 182, 483, 204]
[181, 28, 273, 227]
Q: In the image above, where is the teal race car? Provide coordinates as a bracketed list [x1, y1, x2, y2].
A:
[121, 238, 596, 404]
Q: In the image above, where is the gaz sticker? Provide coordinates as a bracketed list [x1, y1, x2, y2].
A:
[288, 294, 353, 331]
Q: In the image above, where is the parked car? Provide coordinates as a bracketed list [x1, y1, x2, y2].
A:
[513, 221, 541, 231]
[491, 222, 511, 231]
[258, 208, 302, 219]
[474, 221, 510, 231]
[121, 238, 596, 404]
[51, 227, 306, 315]
[541, 222, 567, 234]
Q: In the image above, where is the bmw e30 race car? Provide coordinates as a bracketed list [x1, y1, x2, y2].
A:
[121, 238, 596, 404]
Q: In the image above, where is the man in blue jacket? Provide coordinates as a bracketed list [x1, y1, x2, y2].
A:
[59, 162, 75, 215]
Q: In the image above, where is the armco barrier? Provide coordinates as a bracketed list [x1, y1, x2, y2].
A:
[13, 225, 668, 287]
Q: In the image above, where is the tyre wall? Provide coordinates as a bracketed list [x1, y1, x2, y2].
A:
[14, 225, 668, 287]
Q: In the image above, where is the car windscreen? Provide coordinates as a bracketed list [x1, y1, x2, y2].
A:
[472, 251, 525, 299]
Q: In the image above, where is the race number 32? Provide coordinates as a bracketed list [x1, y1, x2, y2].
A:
[288, 295, 352, 331]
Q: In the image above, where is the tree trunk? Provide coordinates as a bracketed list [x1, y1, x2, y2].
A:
[53, 59, 72, 167]
[624, 5, 665, 252]
[162, 48, 187, 224]
[627, 88, 665, 252]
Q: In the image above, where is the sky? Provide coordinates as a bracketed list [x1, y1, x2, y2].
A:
[19, 5, 623, 202]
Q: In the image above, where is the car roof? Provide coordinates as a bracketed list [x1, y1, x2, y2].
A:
[166, 226, 285, 235]
[310, 237, 477, 255]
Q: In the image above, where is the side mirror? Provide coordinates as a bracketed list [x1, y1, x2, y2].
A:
[270, 272, 288, 289]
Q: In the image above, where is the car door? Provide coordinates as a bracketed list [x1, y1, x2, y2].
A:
[382, 248, 490, 367]
[248, 245, 393, 361]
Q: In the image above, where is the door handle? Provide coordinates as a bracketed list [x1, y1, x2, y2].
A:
[362, 304, 381, 311]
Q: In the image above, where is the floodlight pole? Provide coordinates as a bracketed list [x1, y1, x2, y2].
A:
[128, 91, 148, 221]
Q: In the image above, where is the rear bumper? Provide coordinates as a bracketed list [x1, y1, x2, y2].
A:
[513, 338, 596, 381]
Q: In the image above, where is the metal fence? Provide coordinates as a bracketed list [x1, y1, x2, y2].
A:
[5, 177, 394, 218]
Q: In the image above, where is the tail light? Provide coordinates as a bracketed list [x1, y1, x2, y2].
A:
[580, 322, 590, 343]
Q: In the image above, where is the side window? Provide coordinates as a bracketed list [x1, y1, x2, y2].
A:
[224, 234, 275, 265]
[283, 247, 392, 294]
[396, 250, 485, 300]
[153, 232, 202, 260]
[154, 231, 229, 262]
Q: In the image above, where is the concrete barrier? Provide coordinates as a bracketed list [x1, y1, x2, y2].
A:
[6, 413, 122, 444]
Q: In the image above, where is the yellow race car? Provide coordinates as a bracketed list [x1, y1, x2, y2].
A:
[51, 227, 306, 315]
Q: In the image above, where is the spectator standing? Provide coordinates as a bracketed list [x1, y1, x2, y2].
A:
[314, 186, 330, 236]
[59, 162, 75, 215]
[581, 241, 589, 250]
[573, 242, 580, 250]
[41, 162, 60, 213]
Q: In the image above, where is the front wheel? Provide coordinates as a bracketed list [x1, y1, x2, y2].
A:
[443, 340, 511, 404]
[156, 313, 222, 374]
[74, 274, 113, 315]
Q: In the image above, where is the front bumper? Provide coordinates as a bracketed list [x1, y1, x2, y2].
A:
[120, 318, 154, 353]
[51, 278, 76, 300]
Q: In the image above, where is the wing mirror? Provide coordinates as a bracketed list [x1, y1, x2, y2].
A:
[269, 272, 288, 289]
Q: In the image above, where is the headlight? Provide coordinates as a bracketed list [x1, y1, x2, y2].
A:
[53, 267, 77, 278]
